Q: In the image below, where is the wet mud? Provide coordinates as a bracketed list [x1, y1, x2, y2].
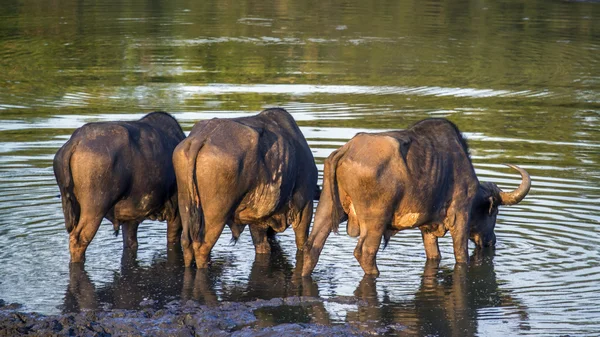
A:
[0, 297, 384, 337]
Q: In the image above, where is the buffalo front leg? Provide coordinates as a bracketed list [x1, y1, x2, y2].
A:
[121, 221, 140, 251]
[250, 225, 271, 255]
[69, 214, 103, 263]
[420, 228, 441, 261]
[449, 210, 470, 264]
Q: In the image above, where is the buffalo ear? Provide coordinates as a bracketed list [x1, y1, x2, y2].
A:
[488, 196, 496, 215]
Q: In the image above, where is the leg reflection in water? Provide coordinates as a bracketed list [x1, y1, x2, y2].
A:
[349, 248, 530, 336]
[62, 239, 337, 329]
[181, 267, 220, 305]
[219, 239, 321, 301]
[63, 263, 99, 313]
[62, 247, 189, 312]
[207, 239, 332, 326]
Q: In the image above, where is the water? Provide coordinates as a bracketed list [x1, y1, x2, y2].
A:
[0, 0, 599, 335]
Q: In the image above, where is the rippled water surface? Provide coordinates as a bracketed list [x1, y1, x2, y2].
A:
[1, 0, 599, 336]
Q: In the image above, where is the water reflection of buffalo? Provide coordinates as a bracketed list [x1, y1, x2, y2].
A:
[222, 241, 321, 302]
[173, 108, 318, 269]
[221, 241, 330, 326]
[63, 242, 329, 326]
[53, 112, 185, 263]
[349, 249, 529, 336]
[63, 248, 191, 312]
[304, 118, 531, 276]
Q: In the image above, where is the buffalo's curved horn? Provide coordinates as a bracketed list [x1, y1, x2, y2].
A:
[499, 164, 531, 205]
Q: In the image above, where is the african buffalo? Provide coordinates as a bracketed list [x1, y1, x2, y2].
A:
[303, 118, 531, 276]
[173, 108, 318, 269]
[53, 112, 186, 263]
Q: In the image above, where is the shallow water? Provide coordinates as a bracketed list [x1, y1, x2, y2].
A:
[0, 0, 599, 336]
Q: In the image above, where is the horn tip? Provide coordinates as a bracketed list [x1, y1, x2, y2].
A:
[502, 163, 530, 176]
[498, 163, 531, 205]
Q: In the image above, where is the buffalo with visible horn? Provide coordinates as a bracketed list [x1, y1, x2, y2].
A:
[303, 118, 531, 276]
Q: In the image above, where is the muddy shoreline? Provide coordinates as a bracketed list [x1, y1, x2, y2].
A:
[0, 297, 397, 336]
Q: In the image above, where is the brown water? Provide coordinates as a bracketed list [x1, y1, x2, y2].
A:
[0, 0, 599, 335]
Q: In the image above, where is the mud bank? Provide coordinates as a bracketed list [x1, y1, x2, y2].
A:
[0, 297, 393, 336]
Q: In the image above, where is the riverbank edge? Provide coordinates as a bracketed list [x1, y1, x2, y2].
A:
[0, 297, 389, 336]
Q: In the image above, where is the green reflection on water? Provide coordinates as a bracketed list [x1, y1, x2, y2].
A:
[1, 0, 598, 109]
[0, 1, 599, 336]
[0, 0, 598, 181]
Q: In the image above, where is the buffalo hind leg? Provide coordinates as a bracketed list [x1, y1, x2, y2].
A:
[178, 198, 197, 267]
[302, 186, 341, 276]
[193, 220, 226, 269]
[293, 201, 314, 252]
[167, 212, 182, 246]
[69, 214, 103, 263]
[450, 210, 470, 264]
[354, 225, 385, 276]
[250, 225, 271, 255]
[420, 229, 441, 260]
[181, 233, 194, 268]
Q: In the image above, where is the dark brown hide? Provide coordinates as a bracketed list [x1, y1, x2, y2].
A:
[53, 112, 186, 263]
[303, 118, 530, 276]
[173, 108, 318, 268]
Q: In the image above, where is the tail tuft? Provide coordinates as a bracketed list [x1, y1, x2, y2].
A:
[113, 222, 120, 237]
[61, 192, 79, 233]
[188, 201, 204, 243]
[229, 224, 244, 245]
[382, 230, 397, 250]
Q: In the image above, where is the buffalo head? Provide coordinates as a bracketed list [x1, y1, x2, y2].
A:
[470, 164, 531, 247]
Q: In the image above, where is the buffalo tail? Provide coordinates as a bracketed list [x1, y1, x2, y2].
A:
[326, 146, 347, 234]
[53, 140, 80, 233]
[184, 137, 206, 243]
